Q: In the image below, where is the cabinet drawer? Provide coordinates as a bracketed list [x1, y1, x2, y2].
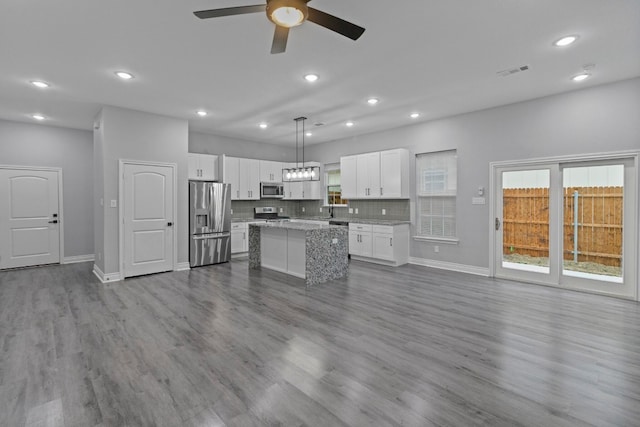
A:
[372, 225, 393, 234]
[349, 223, 372, 232]
[231, 223, 246, 230]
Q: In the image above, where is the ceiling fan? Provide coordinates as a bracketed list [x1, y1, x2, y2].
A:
[193, 0, 365, 54]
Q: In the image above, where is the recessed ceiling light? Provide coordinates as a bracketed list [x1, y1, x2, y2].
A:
[31, 80, 49, 88]
[410, 112, 420, 119]
[345, 121, 354, 127]
[572, 73, 590, 82]
[115, 71, 134, 80]
[554, 35, 579, 47]
[305, 132, 312, 137]
[367, 98, 379, 105]
[304, 74, 319, 83]
[196, 110, 208, 117]
[32, 114, 45, 121]
[259, 122, 268, 129]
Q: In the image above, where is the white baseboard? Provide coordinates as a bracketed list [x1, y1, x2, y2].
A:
[92, 264, 123, 283]
[409, 257, 490, 277]
[63, 254, 95, 264]
[175, 262, 190, 271]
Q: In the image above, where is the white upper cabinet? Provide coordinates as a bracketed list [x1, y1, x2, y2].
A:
[380, 149, 410, 198]
[341, 149, 409, 199]
[188, 153, 219, 181]
[223, 156, 260, 200]
[340, 155, 358, 199]
[356, 151, 381, 198]
[260, 160, 283, 182]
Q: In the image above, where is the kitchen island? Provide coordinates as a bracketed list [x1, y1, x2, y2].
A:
[248, 222, 348, 286]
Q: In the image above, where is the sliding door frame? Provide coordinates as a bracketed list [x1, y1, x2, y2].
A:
[489, 150, 639, 300]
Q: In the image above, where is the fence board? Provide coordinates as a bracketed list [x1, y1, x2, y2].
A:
[503, 186, 622, 266]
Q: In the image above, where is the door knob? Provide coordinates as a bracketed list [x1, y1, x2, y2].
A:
[48, 220, 58, 224]
[495, 218, 501, 231]
[167, 222, 173, 227]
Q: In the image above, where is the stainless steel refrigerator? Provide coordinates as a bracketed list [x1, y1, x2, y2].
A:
[189, 181, 231, 267]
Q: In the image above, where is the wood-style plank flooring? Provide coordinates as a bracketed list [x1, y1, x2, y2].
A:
[1, 259, 639, 426]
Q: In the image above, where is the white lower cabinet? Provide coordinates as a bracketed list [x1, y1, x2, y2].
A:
[348, 224, 372, 257]
[349, 223, 409, 266]
[231, 221, 265, 254]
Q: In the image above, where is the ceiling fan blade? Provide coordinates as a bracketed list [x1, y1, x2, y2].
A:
[271, 25, 289, 54]
[307, 7, 365, 40]
[194, 5, 266, 19]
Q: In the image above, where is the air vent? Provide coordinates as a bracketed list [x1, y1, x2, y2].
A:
[497, 65, 530, 77]
[314, 122, 325, 127]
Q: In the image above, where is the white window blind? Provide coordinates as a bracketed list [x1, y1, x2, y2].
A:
[416, 150, 457, 238]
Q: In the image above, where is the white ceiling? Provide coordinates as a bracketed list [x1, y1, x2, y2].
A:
[1, 0, 639, 146]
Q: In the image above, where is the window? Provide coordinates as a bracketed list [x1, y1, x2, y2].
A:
[416, 150, 457, 239]
[325, 164, 348, 206]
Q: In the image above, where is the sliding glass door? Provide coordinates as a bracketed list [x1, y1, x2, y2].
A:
[494, 155, 637, 299]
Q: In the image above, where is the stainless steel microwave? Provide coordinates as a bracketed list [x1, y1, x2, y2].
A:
[260, 182, 284, 198]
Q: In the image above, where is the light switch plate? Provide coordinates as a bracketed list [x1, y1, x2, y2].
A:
[355, 208, 358, 214]
[302, 207, 305, 212]
[349, 208, 353, 214]
[382, 209, 386, 215]
[110, 200, 117, 208]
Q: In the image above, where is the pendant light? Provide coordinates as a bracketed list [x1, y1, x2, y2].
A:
[282, 116, 320, 181]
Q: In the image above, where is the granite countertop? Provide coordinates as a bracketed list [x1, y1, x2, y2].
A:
[345, 219, 411, 226]
[249, 222, 345, 231]
[233, 217, 411, 226]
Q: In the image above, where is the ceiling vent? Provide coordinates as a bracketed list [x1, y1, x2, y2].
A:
[314, 122, 325, 127]
[497, 65, 530, 77]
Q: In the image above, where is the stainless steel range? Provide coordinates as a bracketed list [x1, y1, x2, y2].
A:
[254, 207, 289, 222]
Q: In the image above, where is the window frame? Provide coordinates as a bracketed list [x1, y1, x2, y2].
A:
[324, 163, 348, 207]
[414, 150, 459, 243]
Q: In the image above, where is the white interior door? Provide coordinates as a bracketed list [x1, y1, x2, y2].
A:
[0, 168, 60, 269]
[122, 163, 174, 278]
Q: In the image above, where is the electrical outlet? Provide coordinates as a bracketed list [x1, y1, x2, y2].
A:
[349, 208, 353, 214]
[382, 209, 386, 215]
[434, 245, 440, 253]
[110, 200, 117, 208]
[230, 208, 233, 214]
[279, 208, 283, 213]
[355, 208, 358, 214]
[319, 207, 323, 213]
[302, 207, 305, 212]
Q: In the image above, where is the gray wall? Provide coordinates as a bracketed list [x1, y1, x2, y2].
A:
[0, 119, 94, 258]
[306, 77, 640, 269]
[190, 132, 293, 161]
[95, 106, 189, 275]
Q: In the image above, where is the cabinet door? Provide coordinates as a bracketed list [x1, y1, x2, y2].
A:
[303, 181, 322, 200]
[373, 233, 395, 261]
[380, 149, 407, 198]
[224, 157, 241, 200]
[231, 229, 246, 254]
[355, 152, 380, 198]
[359, 232, 372, 257]
[199, 154, 218, 181]
[239, 158, 260, 199]
[260, 160, 282, 182]
[187, 154, 200, 180]
[285, 181, 303, 199]
[340, 155, 358, 199]
[348, 231, 361, 255]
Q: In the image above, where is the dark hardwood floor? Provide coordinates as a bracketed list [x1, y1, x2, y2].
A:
[1, 259, 639, 426]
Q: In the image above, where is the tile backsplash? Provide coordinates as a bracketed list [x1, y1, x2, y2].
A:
[232, 199, 410, 222]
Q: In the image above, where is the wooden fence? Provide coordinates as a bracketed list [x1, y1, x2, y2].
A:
[502, 186, 622, 267]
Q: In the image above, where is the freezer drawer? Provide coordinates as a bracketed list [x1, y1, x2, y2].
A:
[190, 233, 231, 267]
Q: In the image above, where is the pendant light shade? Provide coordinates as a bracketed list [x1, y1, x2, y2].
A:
[282, 116, 320, 181]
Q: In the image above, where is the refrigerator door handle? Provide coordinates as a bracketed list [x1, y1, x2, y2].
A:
[193, 232, 231, 240]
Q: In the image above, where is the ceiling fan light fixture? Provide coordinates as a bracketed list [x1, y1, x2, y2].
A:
[267, 0, 308, 28]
